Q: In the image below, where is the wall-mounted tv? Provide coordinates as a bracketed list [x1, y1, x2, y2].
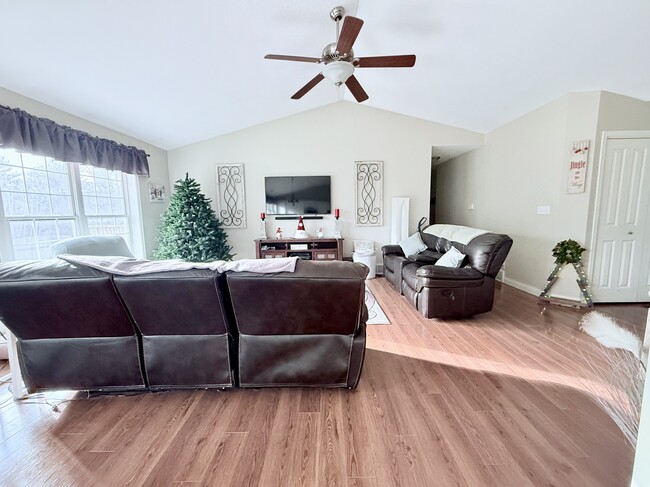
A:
[265, 176, 331, 215]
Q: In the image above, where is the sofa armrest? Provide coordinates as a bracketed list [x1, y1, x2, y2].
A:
[381, 244, 404, 256]
[416, 265, 484, 280]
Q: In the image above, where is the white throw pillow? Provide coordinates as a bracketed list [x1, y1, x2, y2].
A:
[398, 233, 427, 257]
[435, 246, 466, 268]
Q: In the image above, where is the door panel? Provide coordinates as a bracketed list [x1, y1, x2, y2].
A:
[592, 137, 650, 302]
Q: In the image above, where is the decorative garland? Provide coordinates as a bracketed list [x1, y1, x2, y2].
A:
[552, 239, 586, 265]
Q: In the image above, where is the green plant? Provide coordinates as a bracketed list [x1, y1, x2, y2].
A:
[154, 174, 233, 262]
[552, 239, 586, 264]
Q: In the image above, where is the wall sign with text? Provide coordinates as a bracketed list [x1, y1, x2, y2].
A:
[567, 140, 589, 194]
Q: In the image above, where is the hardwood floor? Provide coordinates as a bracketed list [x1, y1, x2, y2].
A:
[0, 279, 645, 486]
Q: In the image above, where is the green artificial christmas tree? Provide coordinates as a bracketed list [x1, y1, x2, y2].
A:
[154, 174, 233, 262]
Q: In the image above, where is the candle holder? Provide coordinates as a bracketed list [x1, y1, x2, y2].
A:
[334, 216, 342, 238]
[260, 214, 268, 239]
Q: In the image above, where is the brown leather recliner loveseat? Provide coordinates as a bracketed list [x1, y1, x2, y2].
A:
[382, 224, 512, 319]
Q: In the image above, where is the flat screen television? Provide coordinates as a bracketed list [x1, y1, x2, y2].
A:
[265, 176, 331, 215]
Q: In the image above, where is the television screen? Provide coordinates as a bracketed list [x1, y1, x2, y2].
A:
[265, 176, 331, 215]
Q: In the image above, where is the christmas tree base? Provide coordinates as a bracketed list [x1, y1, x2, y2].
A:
[294, 230, 309, 239]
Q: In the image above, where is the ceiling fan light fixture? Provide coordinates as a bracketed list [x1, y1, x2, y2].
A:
[322, 61, 354, 86]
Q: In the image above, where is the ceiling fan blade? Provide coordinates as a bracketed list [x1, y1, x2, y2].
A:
[345, 75, 369, 103]
[356, 55, 416, 68]
[336, 16, 364, 55]
[291, 73, 325, 99]
[265, 54, 321, 63]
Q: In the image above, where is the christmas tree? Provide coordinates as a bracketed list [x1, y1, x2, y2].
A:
[154, 174, 233, 262]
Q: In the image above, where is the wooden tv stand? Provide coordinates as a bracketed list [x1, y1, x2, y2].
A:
[255, 237, 343, 261]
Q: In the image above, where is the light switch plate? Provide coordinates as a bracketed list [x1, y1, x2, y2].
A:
[536, 205, 551, 215]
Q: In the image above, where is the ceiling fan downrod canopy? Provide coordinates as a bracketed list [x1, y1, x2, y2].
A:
[264, 5, 416, 102]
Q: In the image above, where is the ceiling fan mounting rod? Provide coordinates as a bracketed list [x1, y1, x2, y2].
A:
[331, 6, 344, 43]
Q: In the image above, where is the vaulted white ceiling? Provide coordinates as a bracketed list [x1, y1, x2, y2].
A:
[2, 0, 649, 150]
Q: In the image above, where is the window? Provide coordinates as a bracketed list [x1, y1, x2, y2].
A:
[0, 148, 140, 261]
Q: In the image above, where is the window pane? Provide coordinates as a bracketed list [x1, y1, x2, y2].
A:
[102, 217, 116, 228]
[97, 197, 111, 214]
[21, 153, 46, 170]
[79, 165, 94, 176]
[2, 192, 28, 217]
[80, 175, 96, 195]
[0, 165, 25, 192]
[84, 196, 98, 215]
[13, 244, 39, 261]
[51, 195, 73, 216]
[0, 150, 22, 167]
[9, 221, 35, 244]
[28, 193, 52, 216]
[110, 198, 125, 215]
[47, 172, 70, 195]
[95, 178, 110, 197]
[108, 179, 123, 197]
[38, 243, 53, 259]
[46, 159, 67, 173]
[35, 220, 58, 242]
[57, 220, 76, 239]
[93, 167, 108, 179]
[24, 168, 49, 193]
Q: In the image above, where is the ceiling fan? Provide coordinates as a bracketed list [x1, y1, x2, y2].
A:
[265, 6, 416, 102]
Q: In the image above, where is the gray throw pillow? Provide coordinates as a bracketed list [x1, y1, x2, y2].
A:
[50, 235, 134, 257]
[398, 233, 427, 258]
[434, 246, 466, 268]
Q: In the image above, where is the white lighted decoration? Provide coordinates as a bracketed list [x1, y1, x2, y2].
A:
[567, 140, 589, 194]
[355, 161, 383, 227]
[216, 164, 246, 228]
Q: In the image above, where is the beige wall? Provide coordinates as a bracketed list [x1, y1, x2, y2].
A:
[0, 87, 170, 257]
[168, 101, 484, 259]
[437, 91, 650, 300]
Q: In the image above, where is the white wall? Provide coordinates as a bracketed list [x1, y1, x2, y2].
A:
[167, 101, 484, 259]
[437, 91, 650, 300]
[0, 87, 170, 257]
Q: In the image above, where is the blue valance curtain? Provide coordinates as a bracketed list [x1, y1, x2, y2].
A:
[0, 104, 149, 177]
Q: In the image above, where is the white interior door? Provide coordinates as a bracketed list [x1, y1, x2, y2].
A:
[591, 135, 650, 302]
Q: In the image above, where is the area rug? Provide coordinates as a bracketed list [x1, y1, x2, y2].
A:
[365, 288, 390, 325]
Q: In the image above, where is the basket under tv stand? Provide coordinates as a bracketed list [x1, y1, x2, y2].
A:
[255, 237, 343, 261]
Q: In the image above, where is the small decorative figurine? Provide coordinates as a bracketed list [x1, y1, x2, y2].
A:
[275, 227, 283, 239]
[317, 227, 324, 238]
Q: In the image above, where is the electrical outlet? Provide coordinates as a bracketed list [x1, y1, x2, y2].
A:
[536, 205, 551, 215]
[467, 203, 475, 210]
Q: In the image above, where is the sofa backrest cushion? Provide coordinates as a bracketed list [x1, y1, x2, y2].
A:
[226, 260, 368, 336]
[114, 270, 230, 335]
[419, 225, 513, 277]
[0, 259, 137, 339]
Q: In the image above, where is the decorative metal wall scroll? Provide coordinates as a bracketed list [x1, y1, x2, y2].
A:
[355, 161, 383, 226]
[216, 163, 246, 228]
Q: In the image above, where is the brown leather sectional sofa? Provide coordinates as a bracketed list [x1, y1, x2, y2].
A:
[0, 259, 368, 394]
[382, 224, 512, 319]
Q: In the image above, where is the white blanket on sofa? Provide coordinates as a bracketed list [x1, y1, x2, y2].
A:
[58, 255, 298, 275]
[423, 224, 489, 245]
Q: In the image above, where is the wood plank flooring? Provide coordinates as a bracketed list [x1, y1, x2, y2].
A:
[0, 279, 645, 486]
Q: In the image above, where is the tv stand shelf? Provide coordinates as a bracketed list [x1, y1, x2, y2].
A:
[255, 237, 343, 261]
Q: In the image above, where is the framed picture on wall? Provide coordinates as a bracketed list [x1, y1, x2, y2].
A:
[148, 183, 166, 202]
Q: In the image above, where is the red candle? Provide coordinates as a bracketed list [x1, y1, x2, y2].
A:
[261, 212, 265, 220]
[335, 208, 340, 218]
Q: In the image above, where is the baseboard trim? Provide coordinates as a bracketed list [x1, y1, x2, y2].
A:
[501, 277, 583, 303]
[501, 277, 540, 297]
